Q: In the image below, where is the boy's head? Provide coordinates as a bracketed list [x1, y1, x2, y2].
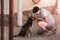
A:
[32, 6, 40, 14]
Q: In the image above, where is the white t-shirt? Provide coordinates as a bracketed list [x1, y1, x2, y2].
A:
[39, 8, 55, 26]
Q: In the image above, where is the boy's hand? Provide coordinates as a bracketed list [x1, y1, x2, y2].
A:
[36, 18, 44, 22]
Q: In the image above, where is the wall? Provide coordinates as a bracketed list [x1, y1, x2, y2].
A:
[57, 0, 60, 15]
[0, 0, 18, 26]
[17, 0, 22, 26]
[22, 0, 56, 11]
[0, 0, 56, 26]
[3, 0, 18, 14]
[4, 0, 9, 14]
[3, 0, 56, 14]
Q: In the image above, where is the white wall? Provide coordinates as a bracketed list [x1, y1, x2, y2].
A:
[22, 0, 56, 11]
[4, 0, 18, 14]
[4, 0, 9, 14]
[14, 0, 18, 13]
[17, 0, 22, 26]
[1, 0, 56, 26]
[3, 0, 22, 26]
[2, 0, 56, 14]
[57, 0, 60, 15]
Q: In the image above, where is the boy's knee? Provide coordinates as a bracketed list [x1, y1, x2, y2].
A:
[37, 21, 47, 26]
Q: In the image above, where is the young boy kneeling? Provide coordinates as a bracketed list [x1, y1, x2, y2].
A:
[32, 6, 57, 36]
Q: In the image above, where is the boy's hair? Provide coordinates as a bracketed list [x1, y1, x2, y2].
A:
[32, 6, 40, 13]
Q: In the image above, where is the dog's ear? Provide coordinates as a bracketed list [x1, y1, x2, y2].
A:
[28, 17, 33, 21]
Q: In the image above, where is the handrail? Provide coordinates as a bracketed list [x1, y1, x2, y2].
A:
[1, 0, 4, 40]
[9, 0, 14, 40]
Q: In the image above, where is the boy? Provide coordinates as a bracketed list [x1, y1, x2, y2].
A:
[32, 6, 56, 35]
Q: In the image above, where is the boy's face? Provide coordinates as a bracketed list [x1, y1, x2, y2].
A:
[36, 10, 41, 15]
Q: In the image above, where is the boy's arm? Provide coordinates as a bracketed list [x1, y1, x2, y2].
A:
[36, 16, 48, 23]
[36, 18, 44, 22]
[38, 18, 44, 21]
[44, 16, 48, 23]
